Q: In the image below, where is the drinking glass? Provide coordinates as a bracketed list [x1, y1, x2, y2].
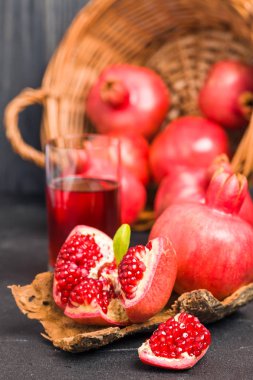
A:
[45, 134, 121, 268]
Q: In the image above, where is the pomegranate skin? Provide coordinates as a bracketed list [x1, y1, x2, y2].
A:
[150, 202, 253, 300]
[121, 169, 147, 225]
[139, 345, 208, 370]
[86, 64, 170, 138]
[199, 60, 253, 129]
[240, 192, 253, 226]
[206, 155, 253, 226]
[149, 116, 229, 183]
[108, 131, 150, 185]
[154, 159, 253, 226]
[75, 156, 147, 225]
[154, 167, 207, 217]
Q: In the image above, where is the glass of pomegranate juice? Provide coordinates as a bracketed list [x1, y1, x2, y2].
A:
[45, 134, 121, 268]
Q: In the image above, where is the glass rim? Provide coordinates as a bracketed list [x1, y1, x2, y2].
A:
[45, 133, 121, 150]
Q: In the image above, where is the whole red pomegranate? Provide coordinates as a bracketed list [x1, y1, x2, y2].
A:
[150, 171, 253, 300]
[108, 131, 150, 185]
[149, 116, 229, 183]
[154, 166, 207, 217]
[121, 169, 147, 225]
[154, 154, 253, 225]
[199, 60, 253, 129]
[86, 64, 170, 138]
[139, 313, 211, 370]
[53, 225, 177, 324]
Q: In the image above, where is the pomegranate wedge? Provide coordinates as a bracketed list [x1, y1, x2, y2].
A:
[139, 313, 211, 370]
[118, 237, 177, 323]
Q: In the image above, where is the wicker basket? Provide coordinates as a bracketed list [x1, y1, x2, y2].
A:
[4, 0, 253, 175]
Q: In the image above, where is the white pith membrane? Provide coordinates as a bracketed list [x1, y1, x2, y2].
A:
[59, 226, 129, 324]
[121, 239, 161, 306]
[138, 314, 209, 370]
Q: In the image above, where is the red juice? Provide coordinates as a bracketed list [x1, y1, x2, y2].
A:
[46, 176, 121, 267]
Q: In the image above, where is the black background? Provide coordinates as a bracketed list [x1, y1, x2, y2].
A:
[0, 0, 88, 195]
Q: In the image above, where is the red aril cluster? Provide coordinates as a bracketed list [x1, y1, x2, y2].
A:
[118, 245, 147, 299]
[138, 313, 211, 370]
[149, 313, 211, 358]
[54, 232, 104, 306]
[53, 225, 128, 326]
[118, 238, 177, 323]
[68, 277, 116, 314]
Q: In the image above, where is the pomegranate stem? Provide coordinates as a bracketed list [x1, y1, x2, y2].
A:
[100, 79, 129, 108]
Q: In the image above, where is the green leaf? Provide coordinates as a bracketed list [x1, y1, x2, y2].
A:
[113, 224, 131, 265]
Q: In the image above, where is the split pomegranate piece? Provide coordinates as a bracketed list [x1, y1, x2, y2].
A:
[138, 313, 211, 370]
[118, 237, 177, 323]
[53, 225, 129, 326]
[53, 225, 178, 325]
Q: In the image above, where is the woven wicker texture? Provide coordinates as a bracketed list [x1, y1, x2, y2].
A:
[4, 0, 253, 174]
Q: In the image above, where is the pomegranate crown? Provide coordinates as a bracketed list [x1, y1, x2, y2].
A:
[206, 169, 248, 214]
[100, 78, 129, 108]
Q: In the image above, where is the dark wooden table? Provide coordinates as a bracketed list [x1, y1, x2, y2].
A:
[1, 195, 253, 380]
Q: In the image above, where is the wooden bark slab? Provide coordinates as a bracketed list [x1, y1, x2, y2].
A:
[10, 272, 253, 353]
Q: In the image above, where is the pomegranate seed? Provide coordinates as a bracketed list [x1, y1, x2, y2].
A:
[118, 245, 148, 299]
[149, 313, 211, 359]
[69, 277, 116, 314]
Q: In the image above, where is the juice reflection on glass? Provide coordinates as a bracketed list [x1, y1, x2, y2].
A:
[45, 135, 121, 268]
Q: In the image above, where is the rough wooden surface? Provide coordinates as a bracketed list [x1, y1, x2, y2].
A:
[10, 272, 253, 352]
[0, 0, 87, 194]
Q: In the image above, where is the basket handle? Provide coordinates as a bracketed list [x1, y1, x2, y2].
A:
[4, 88, 47, 168]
